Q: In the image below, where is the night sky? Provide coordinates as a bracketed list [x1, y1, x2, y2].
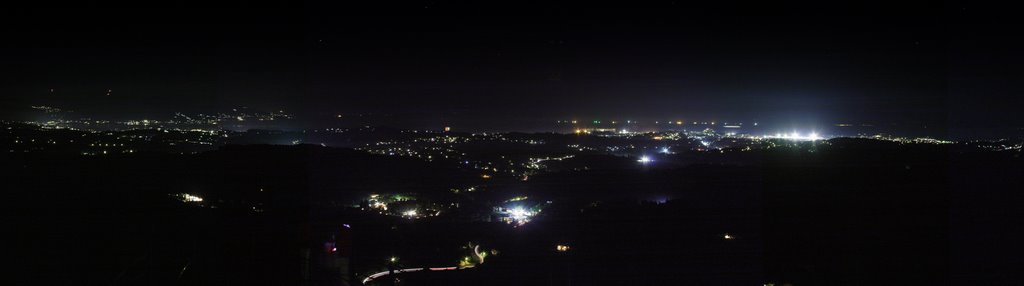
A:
[2, 1, 1021, 136]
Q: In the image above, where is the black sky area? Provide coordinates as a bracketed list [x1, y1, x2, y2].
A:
[1, 1, 1021, 137]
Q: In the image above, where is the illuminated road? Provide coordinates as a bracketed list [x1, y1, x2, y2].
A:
[363, 245, 487, 284]
[361, 266, 463, 284]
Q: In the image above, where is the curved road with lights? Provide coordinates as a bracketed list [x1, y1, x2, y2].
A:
[361, 266, 464, 284]
[362, 245, 487, 284]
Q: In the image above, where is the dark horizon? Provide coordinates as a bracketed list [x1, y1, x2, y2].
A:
[2, 1, 1022, 138]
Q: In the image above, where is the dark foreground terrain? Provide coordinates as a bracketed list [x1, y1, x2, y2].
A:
[4, 140, 1023, 285]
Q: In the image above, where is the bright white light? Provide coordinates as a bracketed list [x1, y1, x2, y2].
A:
[500, 206, 537, 225]
[660, 147, 670, 154]
[403, 210, 418, 217]
[509, 207, 532, 220]
[184, 194, 203, 202]
[174, 193, 203, 203]
[637, 156, 652, 163]
[766, 131, 824, 141]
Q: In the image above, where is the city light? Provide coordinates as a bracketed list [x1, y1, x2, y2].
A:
[509, 207, 532, 221]
[556, 244, 571, 252]
[766, 131, 823, 141]
[500, 206, 536, 225]
[637, 156, 652, 164]
[173, 193, 204, 203]
[506, 196, 529, 202]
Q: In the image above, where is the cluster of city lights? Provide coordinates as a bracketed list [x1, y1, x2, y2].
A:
[368, 194, 388, 211]
[637, 156, 653, 164]
[502, 206, 535, 226]
[555, 244, 571, 252]
[172, 193, 204, 203]
[509, 207, 532, 220]
[764, 132, 822, 141]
